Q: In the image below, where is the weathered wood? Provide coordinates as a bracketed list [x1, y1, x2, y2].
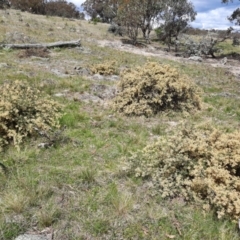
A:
[0, 39, 81, 49]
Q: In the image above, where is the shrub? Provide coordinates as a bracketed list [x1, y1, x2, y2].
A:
[182, 34, 220, 58]
[232, 36, 239, 46]
[91, 17, 101, 24]
[45, 0, 81, 19]
[180, 28, 233, 57]
[0, 0, 10, 9]
[0, 80, 62, 150]
[10, 0, 81, 18]
[127, 124, 240, 220]
[108, 23, 124, 36]
[90, 61, 117, 75]
[112, 62, 202, 117]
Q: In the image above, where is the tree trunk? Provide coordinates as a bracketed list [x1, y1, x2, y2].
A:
[0, 39, 81, 49]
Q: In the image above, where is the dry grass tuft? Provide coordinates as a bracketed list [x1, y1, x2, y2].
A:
[17, 48, 50, 58]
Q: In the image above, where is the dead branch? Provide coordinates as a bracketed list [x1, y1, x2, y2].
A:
[0, 39, 81, 49]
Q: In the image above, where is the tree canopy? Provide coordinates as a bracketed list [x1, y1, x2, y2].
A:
[157, 0, 196, 49]
[222, 0, 240, 25]
[9, 0, 84, 19]
[81, 0, 118, 22]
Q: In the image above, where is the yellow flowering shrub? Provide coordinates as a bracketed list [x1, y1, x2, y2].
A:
[127, 124, 240, 220]
[0, 80, 62, 150]
[90, 61, 117, 75]
[112, 62, 202, 116]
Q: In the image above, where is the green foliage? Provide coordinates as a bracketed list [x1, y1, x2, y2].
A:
[0, 80, 62, 150]
[82, 0, 117, 23]
[157, 0, 196, 50]
[92, 17, 102, 24]
[232, 36, 240, 46]
[79, 168, 96, 183]
[45, 0, 81, 18]
[86, 219, 110, 236]
[108, 23, 124, 36]
[0, 222, 26, 240]
[222, 0, 240, 26]
[10, 0, 82, 18]
[112, 62, 202, 117]
[127, 124, 240, 220]
[10, 0, 45, 14]
[180, 28, 233, 57]
[0, 0, 10, 9]
[0, 162, 8, 175]
[116, 0, 142, 45]
[154, 27, 163, 38]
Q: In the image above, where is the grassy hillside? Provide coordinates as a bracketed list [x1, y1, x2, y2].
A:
[0, 9, 240, 239]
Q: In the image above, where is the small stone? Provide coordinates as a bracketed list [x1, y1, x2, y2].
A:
[0, 63, 9, 68]
[15, 234, 49, 240]
[75, 67, 90, 76]
[54, 93, 65, 97]
[220, 57, 227, 65]
[106, 75, 120, 81]
[92, 74, 104, 80]
[188, 56, 203, 62]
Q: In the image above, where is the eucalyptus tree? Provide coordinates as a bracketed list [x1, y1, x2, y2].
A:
[116, 0, 164, 43]
[0, 0, 10, 9]
[10, 0, 46, 13]
[139, 0, 164, 41]
[222, 0, 240, 25]
[116, 0, 143, 44]
[157, 0, 196, 50]
[82, 0, 118, 22]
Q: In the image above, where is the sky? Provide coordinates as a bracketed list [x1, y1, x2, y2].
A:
[68, 0, 240, 30]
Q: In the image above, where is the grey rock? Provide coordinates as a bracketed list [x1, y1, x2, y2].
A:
[91, 84, 117, 99]
[0, 63, 9, 68]
[74, 67, 90, 76]
[188, 56, 203, 62]
[54, 89, 70, 97]
[106, 75, 120, 81]
[51, 69, 69, 78]
[5, 215, 24, 224]
[30, 56, 50, 61]
[91, 84, 107, 92]
[15, 234, 49, 240]
[38, 142, 52, 148]
[76, 46, 91, 54]
[220, 57, 227, 65]
[54, 92, 66, 97]
[92, 74, 104, 80]
[71, 92, 103, 103]
[211, 92, 236, 98]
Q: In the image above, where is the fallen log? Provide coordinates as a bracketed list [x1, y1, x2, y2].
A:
[0, 39, 81, 49]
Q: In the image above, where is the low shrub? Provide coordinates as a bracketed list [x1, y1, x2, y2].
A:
[127, 124, 240, 220]
[232, 36, 239, 46]
[112, 62, 202, 117]
[0, 80, 62, 150]
[108, 23, 124, 36]
[90, 61, 117, 75]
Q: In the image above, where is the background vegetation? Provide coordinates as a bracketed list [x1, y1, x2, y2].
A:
[0, 6, 240, 240]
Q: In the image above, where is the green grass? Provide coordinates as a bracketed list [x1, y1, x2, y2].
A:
[0, 8, 240, 240]
[217, 39, 240, 56]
